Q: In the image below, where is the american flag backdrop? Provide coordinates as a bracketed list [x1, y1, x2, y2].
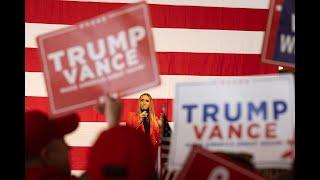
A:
[25, 0, 278, 177]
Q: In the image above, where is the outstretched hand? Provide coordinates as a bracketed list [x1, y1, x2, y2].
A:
[105, 94, 122, 128]
[96, 93, 122, 128]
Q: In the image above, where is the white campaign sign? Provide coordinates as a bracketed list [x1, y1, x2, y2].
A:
[168, 74, 295, 170]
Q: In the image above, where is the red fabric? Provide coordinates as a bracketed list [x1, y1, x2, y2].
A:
[87, 126, 155, 180]
[126, 112, 160, 163]
[26, 167, 78, 180]
[69, 147, 89, 170]
[26, 0, 268, 31]
[126, 112, 160, 147]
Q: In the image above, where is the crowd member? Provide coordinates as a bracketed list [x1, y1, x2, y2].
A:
[25, 110, 80, 180]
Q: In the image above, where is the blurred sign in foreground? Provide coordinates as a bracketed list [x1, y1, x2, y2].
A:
[177, 145, 266, 180]
[37, 2, 160, 115]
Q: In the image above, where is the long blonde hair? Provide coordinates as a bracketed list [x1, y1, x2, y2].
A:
[137, 93, 159, 129]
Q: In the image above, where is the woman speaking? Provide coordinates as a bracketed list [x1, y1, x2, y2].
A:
[126, 93, 161, 148]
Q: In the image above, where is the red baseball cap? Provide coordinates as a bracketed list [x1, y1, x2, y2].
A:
[25, 110, 79, 159]
[87, 126, 155, 180]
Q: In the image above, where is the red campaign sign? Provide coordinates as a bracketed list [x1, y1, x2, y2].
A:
[37, 2, 160, 116]
[177, 146, 266, 180]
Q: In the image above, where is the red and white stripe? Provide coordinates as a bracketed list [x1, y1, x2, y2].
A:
[25, 0, 277, 176]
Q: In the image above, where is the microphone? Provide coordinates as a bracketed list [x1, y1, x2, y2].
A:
[141, 109, 150, 135]
[141, 109, 149, 122]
